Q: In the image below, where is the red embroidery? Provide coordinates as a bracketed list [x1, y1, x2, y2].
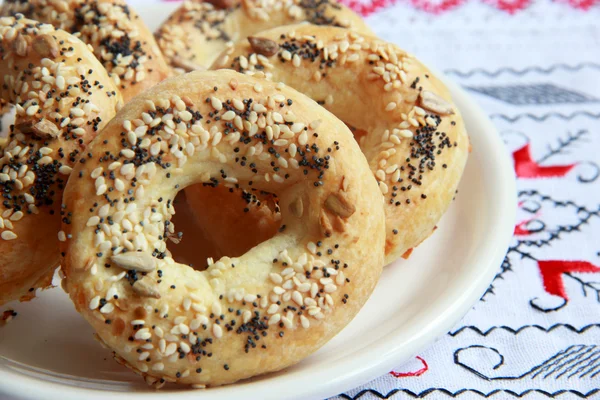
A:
[340, 0, 394, 16]
[410, 0, 465, 13]
[163, 0, 597, 13]
[564, 0, 599, 10]
[513, 144, 576, 179]
[390, 356, 429, 377]
[514, 218, 533, 236]
[514, 208, 541, 236]
[537, 261, 600, 299]
[485, 0, 532, 13]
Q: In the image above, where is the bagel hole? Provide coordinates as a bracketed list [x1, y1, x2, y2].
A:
[168, 184, 281, 271]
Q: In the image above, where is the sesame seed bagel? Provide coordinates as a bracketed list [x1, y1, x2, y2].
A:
[0, 16, 122, 305]
[60, 70, 385, 387]
[155, 0, 372, 74]
[157, 0, 371, 259]
[1, 0, 171, 102]
[211, 25, 470, 265]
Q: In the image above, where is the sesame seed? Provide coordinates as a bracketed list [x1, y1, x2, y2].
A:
[89, 296, 101, 310]
[9, 212, 23, 221]
[221, 110, 236, 121]
[213, 324, 223, 338]
[86, 216, 100, 227]
[37, 156, 53, 165]
[121, 149, 135, 158]
[300, 315, 310, 328]
[292, 54, 301, 67]
[179, 110, 193, 122]
[152, 363, 164, 371]
[71, 107, 84, 117]
[100, 303, 114, 314]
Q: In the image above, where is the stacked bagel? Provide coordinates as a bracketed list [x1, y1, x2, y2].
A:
[0, 0, 468, 389]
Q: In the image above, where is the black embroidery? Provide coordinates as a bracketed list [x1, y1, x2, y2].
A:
[536, 129, 588, 164]
[449, 324, 600, 337]
[529, 296, 567, 312]
[336, 388, 599, 399]
[513, 190, 600, 249]
[468, 84, 598, 105]
[454, 344, 600, 380]
[444, 63, 600, 78]
[480, 256, 513, 301]
[490, 112, 600, 123]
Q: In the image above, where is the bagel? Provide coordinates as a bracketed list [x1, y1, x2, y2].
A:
[60, 69, 385, 387]
[0, 15, 122, 305]
[209, 25, 469, 264]
[157, 0, 372, 260]
[155, 0, 373, 74]
[1, 0, 171, 102]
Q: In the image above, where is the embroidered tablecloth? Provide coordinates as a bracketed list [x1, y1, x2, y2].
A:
[329, 1, 600, 398]
[10, 0, 600, 398]
[121, 0, 600, 397]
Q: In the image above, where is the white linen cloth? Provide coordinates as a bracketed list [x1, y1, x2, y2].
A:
[336, 1, 600, 399]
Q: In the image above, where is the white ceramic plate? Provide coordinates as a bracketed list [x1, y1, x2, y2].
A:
[0, 6, 516, 400]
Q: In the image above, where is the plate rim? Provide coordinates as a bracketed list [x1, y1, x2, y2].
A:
[0, 76, 516, 400]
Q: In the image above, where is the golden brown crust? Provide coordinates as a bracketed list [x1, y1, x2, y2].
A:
[60, 70, 385, 386]
[212, 25, 470, 265]
[155, 0, 373, 73]
[0, 16, 121, 305]
[1, 0, 171, 102]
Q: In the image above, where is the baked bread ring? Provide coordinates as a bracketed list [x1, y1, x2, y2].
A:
[155, 0, 373, 74]
[210, 25, 469, 265]
[0, 0, 171, 102]
[157, 0, 371, 260]
[60, 70, 385, 387]
[0, 16, 122, 305]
